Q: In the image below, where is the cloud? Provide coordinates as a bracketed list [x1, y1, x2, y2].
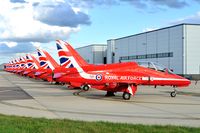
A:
[121, 0, 188, 11]
[68, 0, 119, 8]
[150, 0, 188, 8]
[0, 42, 36, 55]
[0, 0, 83, 43]
[10, 0, 26, 3]
[0, 42, 37, 64]
[2, 42, 17, 47]
[68, 0, 189, 9]
[170, 12, 200, 24]
[32, 42, 41, 48]
[33, 2, 91, 27]
[121, 0, 147, 8]
[194, 0, 200, 4]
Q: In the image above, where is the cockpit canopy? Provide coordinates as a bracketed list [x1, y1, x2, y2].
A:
[137, 61, 173, 74]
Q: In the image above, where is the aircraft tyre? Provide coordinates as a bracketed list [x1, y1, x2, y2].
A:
[123, 92, 131, 100]
[82, 85, 90, 91]
[170, 91, 176, 97]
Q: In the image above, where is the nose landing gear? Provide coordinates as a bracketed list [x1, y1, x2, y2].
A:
[170, 87, 177, 97]
[170, 91, 177, 97]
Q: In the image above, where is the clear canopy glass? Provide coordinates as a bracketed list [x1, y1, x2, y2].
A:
[137, 61, 173, 74]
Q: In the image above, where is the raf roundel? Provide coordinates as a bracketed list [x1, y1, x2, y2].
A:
[96, 74, 102, 81]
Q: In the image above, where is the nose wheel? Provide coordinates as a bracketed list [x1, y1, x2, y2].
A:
[170, 90, 177, 97]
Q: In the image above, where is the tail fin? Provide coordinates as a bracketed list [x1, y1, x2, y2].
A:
[22, 56, 28, 68]
[19, 57, 26, 68]
[37, 49, 50, 69]
[11, 59, 15, 69]
[56, 40, 88, 69]
[15, 58, 20, 68]
[37, 49, 58, 70]
[26, 54, 40, 69]
[39, 49, 59, 68]
[55, 40, 96, 80]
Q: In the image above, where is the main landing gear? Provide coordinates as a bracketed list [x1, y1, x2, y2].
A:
[122, 84, 137, 100]
[122, 92, 131, 100]
[82, 84, 90, 91]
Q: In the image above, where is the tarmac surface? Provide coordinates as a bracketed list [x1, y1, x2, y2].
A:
[0, 71, 200, 127]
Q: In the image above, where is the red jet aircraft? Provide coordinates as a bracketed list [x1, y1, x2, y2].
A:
[34, 49, 59, 82]
[53, 40, 191, 100]
[15, 57, 27, 75]
[4, 60, 15, 72]
[11, 58, 20, 73]
[23, 54, 40, 78]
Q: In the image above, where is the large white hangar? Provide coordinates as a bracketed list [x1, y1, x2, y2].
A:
[107, 23, 200, 75]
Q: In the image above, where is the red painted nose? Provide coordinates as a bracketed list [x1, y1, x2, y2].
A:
[178, 78, 191, 87]
[184, 79, 191, 86]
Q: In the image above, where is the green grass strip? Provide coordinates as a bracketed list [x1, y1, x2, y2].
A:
[0, 114, 199, 133]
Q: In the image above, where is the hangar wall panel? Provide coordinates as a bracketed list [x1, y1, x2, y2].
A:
[107, 40, 115, 64]
[76, 46, 93, 63]
[169, 26, 183, 74]
[184, 25, 200, 74]
[115, 38, 129, 63]
[136, 34, 148, 62]
[128, 36, 137, 56]
[146, 32, 157, 63]
[76, 45, 107, 64]
[93, 45, 107, 64]
[156, 29, 170, 68]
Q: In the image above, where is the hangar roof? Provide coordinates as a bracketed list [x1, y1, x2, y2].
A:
[108, 23, 200, 41]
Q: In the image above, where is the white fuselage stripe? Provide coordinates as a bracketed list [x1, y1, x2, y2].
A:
[70, 57, 96, 79]
[142, 77, 188, 81]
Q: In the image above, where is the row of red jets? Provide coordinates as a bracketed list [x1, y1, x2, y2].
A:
[4, 40, 191, 100]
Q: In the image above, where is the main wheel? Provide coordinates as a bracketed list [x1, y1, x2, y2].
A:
[170, 91, 176, 97]
[123, 92, 131, 100]
[82, 85, 90, 91]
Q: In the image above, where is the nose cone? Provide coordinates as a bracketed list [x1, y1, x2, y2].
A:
[175, 75, 191, 87]
[181, 78, 191, 87]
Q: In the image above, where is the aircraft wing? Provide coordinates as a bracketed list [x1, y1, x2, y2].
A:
[53, 73, 63, 79]
[23, 70, 31, 75]
[35, 71, 46, 76]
